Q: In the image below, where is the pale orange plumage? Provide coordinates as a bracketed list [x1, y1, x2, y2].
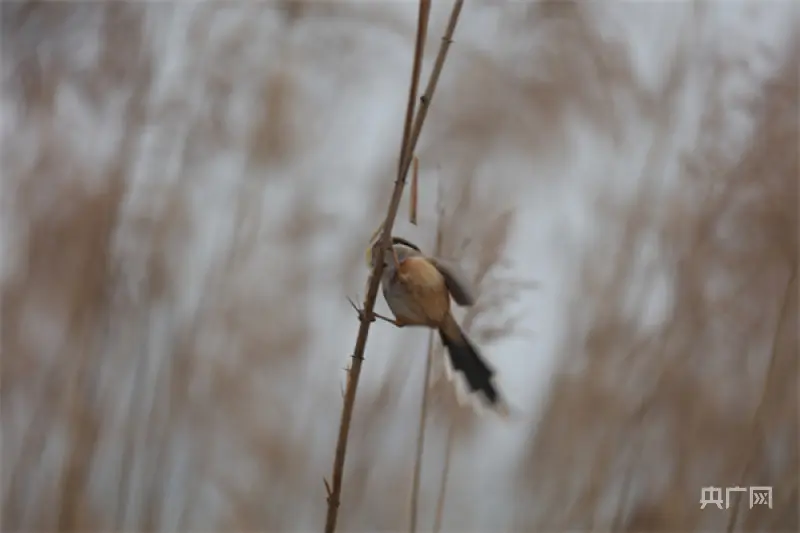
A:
[374, 238, 509, 417]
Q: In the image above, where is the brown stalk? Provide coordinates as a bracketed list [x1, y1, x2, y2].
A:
[408, 180, 445, 533]
[432, 423, 454, 533]
[409, 331, 436, 533]
[421, 176, 526, 531]
[431, 310, 481, 533]
[430, 207, 521, 530]
[323, 2, 463, 532]
[410, 156, 419, 225]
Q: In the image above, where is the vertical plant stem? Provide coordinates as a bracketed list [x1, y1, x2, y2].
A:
[409, 331, 435, 533]
[410, 156, 419, 225]
[432, 286, 482, 533]
[433, 422, 455, 533]
[610, 444, 638, 531]
[409, 179, 444, 533]
[400, 1, 430, 180]
[323, 2, 463, 532]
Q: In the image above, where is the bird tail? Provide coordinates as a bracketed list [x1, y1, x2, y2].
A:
[438, 313, 509, 418]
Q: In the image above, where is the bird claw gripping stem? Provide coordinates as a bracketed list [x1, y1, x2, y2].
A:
[346, 296, 405, 328]
[346, 296, 374, 324]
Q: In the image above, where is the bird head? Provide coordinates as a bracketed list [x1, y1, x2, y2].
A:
[364, 223, 421, 269]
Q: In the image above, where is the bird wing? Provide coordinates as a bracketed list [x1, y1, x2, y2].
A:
[428, 257, 475, 307]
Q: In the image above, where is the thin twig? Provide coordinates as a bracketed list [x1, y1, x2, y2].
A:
[410, 156, 419, 225]
[409, 331, 435, 533]
[433, 422, 455, 533]
[323, 2, 463, 532]
[433, 282, 483, 533]
[409, 178, 444, 533]
[400, 1, 430, 184]
[403, 0, 464, 178]
[610, 444, 638, 531]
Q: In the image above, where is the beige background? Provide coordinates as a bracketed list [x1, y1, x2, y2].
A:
[1, 1, 797, 531]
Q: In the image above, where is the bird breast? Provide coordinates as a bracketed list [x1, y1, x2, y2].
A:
[382, 256, 450, 326]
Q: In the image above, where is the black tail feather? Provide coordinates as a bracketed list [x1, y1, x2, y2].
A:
[438, 327, 501, 409]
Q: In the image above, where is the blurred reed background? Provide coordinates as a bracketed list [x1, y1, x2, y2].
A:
[1, 1, 797, 531]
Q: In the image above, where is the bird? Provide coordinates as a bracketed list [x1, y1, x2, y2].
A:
[367, 236, 510, 417]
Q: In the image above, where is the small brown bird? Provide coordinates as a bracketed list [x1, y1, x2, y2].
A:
[369, 236, 509, 417]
